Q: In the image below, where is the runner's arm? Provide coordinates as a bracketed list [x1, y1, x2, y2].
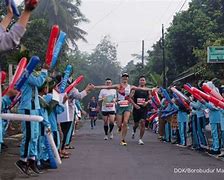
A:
[129, 90, 140, 109]
[145, 90, 152, 105]
[94, 84, 119, 90]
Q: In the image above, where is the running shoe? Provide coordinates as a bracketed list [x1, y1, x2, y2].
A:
[109, 133, 113, 139]
[138, 139, 144, 145]
[104, 136, 108, 140]
[120, 140, 127, 146]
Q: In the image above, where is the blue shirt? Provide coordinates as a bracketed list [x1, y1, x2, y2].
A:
[39, 96, 50, 128]
[190, 101, 205, 118]
[205, 103, 221, 124]
[173, 104, 188, 122]
[18, 70, 48, 110]
[220, 110, 224, 131]
[0, 95, 12, 143]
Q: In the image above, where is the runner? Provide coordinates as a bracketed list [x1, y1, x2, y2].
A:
[95, 73, 151, 146]
[98, 78, 117, 140]
[129, 76, 151, 145]
[87, 96, 99, 129]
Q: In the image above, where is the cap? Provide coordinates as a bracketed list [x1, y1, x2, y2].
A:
[121, 73, 129, 77]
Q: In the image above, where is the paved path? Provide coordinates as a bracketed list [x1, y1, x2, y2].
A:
[14, 120, 224, 180]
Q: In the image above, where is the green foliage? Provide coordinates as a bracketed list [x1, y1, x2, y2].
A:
[131, 0, 224, 86]
[63, 36, 122, 109]
[33, 0, 88, 45]
[149, 73, 163, 87]
[88, 36, 121, 85]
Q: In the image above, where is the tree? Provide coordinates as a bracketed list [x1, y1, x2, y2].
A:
[140, 0, 224, 86]
[33, 0, 88, 45]
[88, 36, 121, 85]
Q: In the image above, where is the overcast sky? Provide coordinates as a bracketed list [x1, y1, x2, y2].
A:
[76, 0, 191, 66]
[16, 0, 191, 66]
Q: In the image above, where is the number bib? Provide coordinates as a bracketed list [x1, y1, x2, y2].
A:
[105, 103, 114, 108]
[118, 100, 129, 107]
[137, 98, 145, 105]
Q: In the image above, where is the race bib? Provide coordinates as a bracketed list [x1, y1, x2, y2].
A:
[137, 98, 145, 105]
[118, 100, 129, 107]
[106, 103, 114, 108]
[91, 107, 96, 111]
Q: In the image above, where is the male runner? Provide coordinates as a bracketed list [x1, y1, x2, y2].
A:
[98, 78, 117, 140]
[88, 96, 99, 129]
[130, 76, 151, 145]
[95, 73, 151, 146]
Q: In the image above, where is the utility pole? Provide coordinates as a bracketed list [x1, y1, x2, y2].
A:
[141, 40, 144, 68]
[162, 24, 166, 88]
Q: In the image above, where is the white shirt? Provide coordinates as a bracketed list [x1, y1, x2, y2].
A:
[117, 84, 131, 101]
[99, 89, 117, 112]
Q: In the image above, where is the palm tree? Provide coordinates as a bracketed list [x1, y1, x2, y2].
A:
[33, 0, 88, 46]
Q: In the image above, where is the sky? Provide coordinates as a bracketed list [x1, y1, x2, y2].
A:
[16, 0, 191, 67]
[76, 0, 191, 66]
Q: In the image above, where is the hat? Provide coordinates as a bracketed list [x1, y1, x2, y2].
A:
[121, 73, 129, 77]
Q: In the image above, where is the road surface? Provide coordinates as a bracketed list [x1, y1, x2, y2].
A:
[14, 120, 224, 180]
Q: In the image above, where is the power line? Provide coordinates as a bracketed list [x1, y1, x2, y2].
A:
[143, 1, 175, 40]
[148, 0, 189, 45]
[178, 0, 188, 13]
[88, 1, 125, 32]
[165, 0, 186, 21]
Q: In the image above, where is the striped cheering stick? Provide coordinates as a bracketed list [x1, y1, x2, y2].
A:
[2, 57, 27, 96]
[202, 83, 224, 102]
[9, 56, 40, 109]
[65, 75, 84, 94]
[5, 0, 20, 17]
[51, 31, 67, 69]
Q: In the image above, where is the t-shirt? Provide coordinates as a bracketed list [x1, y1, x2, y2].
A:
[89, 101, 98, 112]
[117, 84, 131, 107]
[133, 89, 149, 110]
[99, 89, 117, 112]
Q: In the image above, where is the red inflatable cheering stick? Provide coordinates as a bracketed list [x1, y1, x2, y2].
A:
[202, 83, 224, 102]
[2, 57, 27, 96]
[183, 84, 204, 103]
[45, 25, 60, 66]
[192, 87, 224, 109]
[152, 88, 161, 106]
[64, 75, 84, 94]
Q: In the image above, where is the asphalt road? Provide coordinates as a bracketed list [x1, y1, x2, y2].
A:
[13, 120, 224, 180]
